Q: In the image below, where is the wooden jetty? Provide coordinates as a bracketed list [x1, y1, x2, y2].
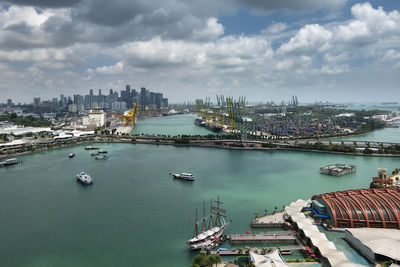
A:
[228, 232, 296, 245]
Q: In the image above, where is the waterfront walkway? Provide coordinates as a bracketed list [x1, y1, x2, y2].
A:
[251, 211, 285, 228]
[228, 232, 296, 244]
[209, 246, 303, 256]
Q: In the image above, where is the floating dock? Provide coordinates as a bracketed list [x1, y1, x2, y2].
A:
[228, 232, 296, 245]
[320, 164, 356, 176]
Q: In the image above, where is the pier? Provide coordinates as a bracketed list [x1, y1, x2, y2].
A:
[209, 246, 304, 256]
[251, 211, 285, 228]
[228, 232, 296, 245]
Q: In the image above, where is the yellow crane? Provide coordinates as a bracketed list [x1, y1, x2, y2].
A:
[119, 101, 139, 126]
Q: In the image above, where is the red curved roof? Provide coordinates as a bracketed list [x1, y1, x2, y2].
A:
[312, 188, 400, 229]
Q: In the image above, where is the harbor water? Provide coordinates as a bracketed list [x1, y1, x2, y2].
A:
[1, 142, 398, 266]
[131, 114, 214, 136]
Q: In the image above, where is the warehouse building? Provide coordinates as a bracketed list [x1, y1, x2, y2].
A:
[311, 188, 400, 229]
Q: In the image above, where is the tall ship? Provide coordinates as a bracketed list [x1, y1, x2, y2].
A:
[186, 197, 231, 251]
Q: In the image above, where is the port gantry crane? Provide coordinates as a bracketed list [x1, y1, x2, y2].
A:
[119, 100, 139, 127]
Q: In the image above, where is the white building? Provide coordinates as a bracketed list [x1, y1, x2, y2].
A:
[82, 108, 105, 127]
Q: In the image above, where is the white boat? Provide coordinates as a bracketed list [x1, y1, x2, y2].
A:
[69, 153, 75, 158]
[173, 173, 195, 181]
[186, 198, 231, 250]
[95, 155, 108, 160]
[76, 171, 93, 185]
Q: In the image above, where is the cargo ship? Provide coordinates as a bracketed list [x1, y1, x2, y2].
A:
[194, 116, 206, 127]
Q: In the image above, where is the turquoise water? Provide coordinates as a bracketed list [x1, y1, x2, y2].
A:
[343, 103, 400, 112]
[131, 114, 214, 136]
[331, 126, 400, 143]
[318, 227, 371, 265]
[1, 143, 399, 266]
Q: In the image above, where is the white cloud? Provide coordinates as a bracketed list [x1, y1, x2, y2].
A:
[278, 24, 332, 55]
[0, 5, 53, 28]
[95, 62, 125, 74]
[192, 18, 224, 41]
[262, 22, 288, 34]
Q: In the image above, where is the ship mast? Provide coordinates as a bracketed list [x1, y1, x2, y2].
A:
[212, 196, 227, 227]
[208, 198, 214, 229]
[195, 208, 199, 238]
[201, 201, 207, 232]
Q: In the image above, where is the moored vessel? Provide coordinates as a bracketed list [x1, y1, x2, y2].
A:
[194, 116, 206, 127]
[85, 146, 99, 150]
[95, 155, 108, 160]
[173, 173, 195, 181]
[0, 158, 21, 168]
[205, 123, 222, 132]
[98, 150, 108, 154]
[69, 153, 75, 158]
[76, 171, 93, 185]
[187, 198, 231, 251]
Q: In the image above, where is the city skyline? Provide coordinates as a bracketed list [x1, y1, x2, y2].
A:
[3, 85, 168, 113]
[0, 1, 399, 103]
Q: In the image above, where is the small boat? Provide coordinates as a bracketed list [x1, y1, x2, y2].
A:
[76, 171, 93, 185]
[91, 152, 99, 156]
[98, 150, 108, 154]
[95, 155, 108, 160]
[173, 173, 195, 181]
[69, 153, 75, 158]
[0, 158, 20, 168]
[85, 146, 99, 150]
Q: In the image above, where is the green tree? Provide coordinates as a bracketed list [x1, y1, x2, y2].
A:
[191, 252, 206, 267]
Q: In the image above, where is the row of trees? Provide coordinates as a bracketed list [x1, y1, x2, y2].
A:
[0, 113, 52, 127]
[292, 141, 357, 153]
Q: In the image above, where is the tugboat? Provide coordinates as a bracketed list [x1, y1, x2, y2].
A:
[76, 171, 93, 185]
[95, 155, 108, 160]
[85, 146, 99, 150]
[173, 173, 195, 181]
[186, 198, 231, 250]
[69, 153, 75, 158]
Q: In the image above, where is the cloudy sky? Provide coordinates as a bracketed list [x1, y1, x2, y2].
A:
[0, 0, 399, 104]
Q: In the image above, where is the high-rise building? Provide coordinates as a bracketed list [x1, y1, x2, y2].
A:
[33, 97, 41, 107]
[7, 99, 12, 107]
[162, 98, 168, 108]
